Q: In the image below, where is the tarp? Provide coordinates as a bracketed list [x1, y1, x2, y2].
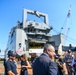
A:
[58, 43, 63, 55]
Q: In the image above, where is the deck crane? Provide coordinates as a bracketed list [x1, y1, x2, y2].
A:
[61, 5, 71, 45]
[58, 5, 71, 55]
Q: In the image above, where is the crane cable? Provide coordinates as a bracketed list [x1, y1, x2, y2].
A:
[52, 27, 76, 44]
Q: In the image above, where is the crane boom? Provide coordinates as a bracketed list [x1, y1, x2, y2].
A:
[62, 5, 71, 45]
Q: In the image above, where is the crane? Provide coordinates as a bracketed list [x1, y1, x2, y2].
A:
[61, 5, 71, 45]
[58, 5, 71, 55]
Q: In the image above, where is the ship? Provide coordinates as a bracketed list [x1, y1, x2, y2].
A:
[5, 9, 52, 57]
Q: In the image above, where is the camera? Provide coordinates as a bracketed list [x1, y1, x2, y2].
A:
[55, 55, 65, 71]
[55, 54, 64, 63]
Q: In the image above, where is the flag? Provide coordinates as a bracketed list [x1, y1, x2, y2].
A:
[16, 48, 22, 53]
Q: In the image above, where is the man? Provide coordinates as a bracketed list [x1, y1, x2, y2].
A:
[65, 50, 73, 67]
[4, 50, 13, 67]
[32, 44, 58, 75]
[4, 51, 18, 75]
[65, 50, 73, 75]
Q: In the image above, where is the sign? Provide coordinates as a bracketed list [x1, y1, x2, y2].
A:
[29, 49, 43, 53]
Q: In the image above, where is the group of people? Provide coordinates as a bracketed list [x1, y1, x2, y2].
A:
[64, 49, 76, 75]
[4, 51, 31, 75]
[32, 44, 76, 75]
[3, 44, 76, 75]
[32, 44, 69, 75]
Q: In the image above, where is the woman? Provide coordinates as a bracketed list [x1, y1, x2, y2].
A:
[20, 54, 31, 75]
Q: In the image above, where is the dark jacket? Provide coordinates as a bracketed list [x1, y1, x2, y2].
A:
[32, 53, 58, 75]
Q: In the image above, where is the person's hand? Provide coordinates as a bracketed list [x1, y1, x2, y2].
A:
[67, 59, 71, 62]
[16, 74, 19, 75]
[21, 65, 25, 68]
[62, 63, 68, 75]
[75, 62, 76, 64]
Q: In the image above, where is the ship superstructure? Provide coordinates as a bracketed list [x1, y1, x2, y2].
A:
[6, 9, 52, 56]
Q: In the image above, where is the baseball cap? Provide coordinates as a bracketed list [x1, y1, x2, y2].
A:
[8, 50, 13, 55]
[8, 50, 16, 57]
[68, 49, 72, 53]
